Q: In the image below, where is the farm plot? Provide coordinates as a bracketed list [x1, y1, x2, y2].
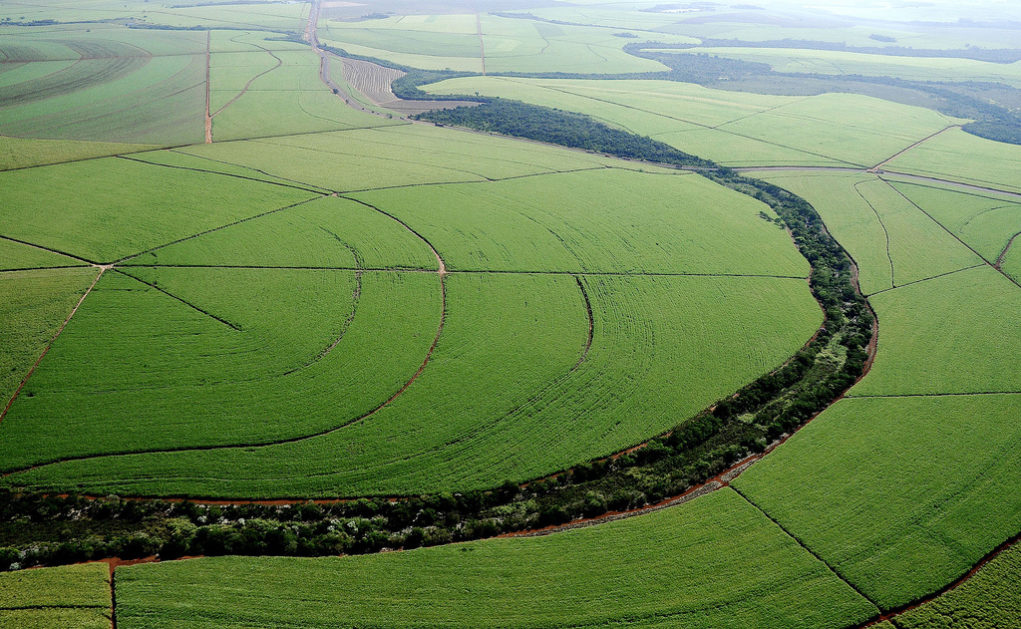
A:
[319, 13, 691, 75]
[0, 157, 316, 263]
[733, 393, 1021, 610]
[171, 123, 634, 192]
[654, 47, 1021, 87]
[849, 266, 1021, 397]
[208, 48, 388, 142]
[0, 267, 97, 407]
[885, 179, 1021, 264]
[0, 269, 440, 470]
[0, 34, 207, 145]
[3, 273, 819, 497]
[895, 542, 1021, 629]
[0, 563, 110, 629]
[114, 489, 876, 629]
[353, 169, 809, 276]
[757, 171, 983, 294]
[0, 135, 155, 171]
[423, 77, 958, 167]
[883, 127, 1021, 193]
[122, 195, 438, 270]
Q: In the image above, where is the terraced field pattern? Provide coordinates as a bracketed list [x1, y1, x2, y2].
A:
[1, 0, 1019, 628]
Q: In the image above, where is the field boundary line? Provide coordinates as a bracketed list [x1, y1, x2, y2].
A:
[864, 264, 985, 297]
[879, 177, 1021, 289]
[112, 196, 323, 265]
[0, 266, 105, 423]
[852, 180, 896, 291]
[867, 124, 959, 173]
[165, 148, 333, 192]
[114, 269, 242, 331]
[115, 154, 326, 194]
[731, 484, 882, 613]
[504, 78, 861, 167]
[0, 234, 96, 266]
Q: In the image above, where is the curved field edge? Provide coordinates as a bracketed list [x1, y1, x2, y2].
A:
[1, 273, 820, 497]
[113, 490, 877, 629]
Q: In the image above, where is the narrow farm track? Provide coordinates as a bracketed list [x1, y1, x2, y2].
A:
[0, 266, 105, 423]
[879, 176, 1021, 289]
[209, 45, 283, 118]
[852, 180, 896, 290]
[114, 269, 241, 332]
[115, 154, 327, 194]
[112, 196, 324, 265]
[864, 263, 984, 297]
[475, 3, 486, 75]
[996, 230, 1021, 270]
[867, 124, 959, 173]
[204, 31, 212, 144]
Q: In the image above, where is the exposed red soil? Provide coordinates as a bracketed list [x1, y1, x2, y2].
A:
[855, 532, 1021, 628]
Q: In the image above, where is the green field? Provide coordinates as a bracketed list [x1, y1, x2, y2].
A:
[2, 272, 818, 496]
[0, 563, 110, 629]
[0, 27, 208, 145]
[883, 127, 1021, 193]
[852, 266, 1020, 396]
[424, 77, 959, 167]
[0, 157, 317, 263]
[2, 0, 1020, 625]
[318, 13, 696, 75]
[896, 542, 1021, 629]
[114, 489, 876, 628]
[0, 267, 96, 408]
[655, 47, 1021, 87]
[886, 179, 1021, 263]
[352, 169, 809, 275]
[734, 393, 1021, 609]
[757, 171, 985, 294]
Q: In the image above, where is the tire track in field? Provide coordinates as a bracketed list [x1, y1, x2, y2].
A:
[880, 176, 1021, 290]
[852, 180, 896, 291]
[209, 44, 283, 119]
[1, 201, 449, 479]
[731, 484, 883, 613]
[864, 264, 984, 297]
[0, 234, 96, 266]
[995, 230, 1021, 271]
[280, 230, 363, 376]
[0, 266, 106, 423]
